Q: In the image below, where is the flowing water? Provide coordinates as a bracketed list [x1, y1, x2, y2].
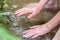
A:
[1, 0, 60, 40]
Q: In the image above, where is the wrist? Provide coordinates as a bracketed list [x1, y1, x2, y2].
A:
[44, 11, 60, 30]
[44, 23, 54, 30]
[35, 0, 49, 12]
[38, 0, 49, 6]
[45, 20, 59, 30]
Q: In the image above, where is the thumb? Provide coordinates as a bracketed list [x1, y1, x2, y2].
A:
[28, 7, 41, 19]
[28, 11, 39, 19]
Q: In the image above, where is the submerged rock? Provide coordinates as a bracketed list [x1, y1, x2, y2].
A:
[1, 11, 58, 40]
[9, 26, 24, 37]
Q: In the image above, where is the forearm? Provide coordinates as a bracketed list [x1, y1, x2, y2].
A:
[38, 0, 49, 6]
[36, 0, 49, 11]
[34, 0, 49, 14]
[46, 11, 60, 29]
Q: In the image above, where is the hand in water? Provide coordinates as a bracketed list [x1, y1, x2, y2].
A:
[15, 3, 41, 19]
[23, 24, 51, 38]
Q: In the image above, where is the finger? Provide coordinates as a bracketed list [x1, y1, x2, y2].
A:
[23, 31, 35, 38]
[28, 10, 39, 19]
[15, 8, 26, 15]
[23, 30, 30, 34]
[15, 8, 25, 15]
[31, 34, 40, 38]
[23, 29, 33, 34]
[17, 9, 32, 16]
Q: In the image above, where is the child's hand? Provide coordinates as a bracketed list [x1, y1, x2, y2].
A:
[23, 24, 51, 38]
[15, 3, 40, 19]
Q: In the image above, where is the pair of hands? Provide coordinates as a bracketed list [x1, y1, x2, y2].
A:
[15, 1, 51, 38]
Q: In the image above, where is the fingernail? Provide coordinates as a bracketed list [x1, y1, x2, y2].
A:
[23, 32, 26, 34]
[23, 35, 28, 38]
[28, 17, 33, 20]
[28, 17, 30, 19]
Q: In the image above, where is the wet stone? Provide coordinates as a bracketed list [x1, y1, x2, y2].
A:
[9, 26, 24, 37]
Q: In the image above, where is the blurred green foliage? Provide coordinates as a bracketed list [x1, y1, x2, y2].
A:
[0, 0, 4, 11]
[0, 10, 23, 40]
[0, 0, 23, 40]
[0, 24, 23, 40]
[0, 0, 10, 12]
[0, 13, 8, 25]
